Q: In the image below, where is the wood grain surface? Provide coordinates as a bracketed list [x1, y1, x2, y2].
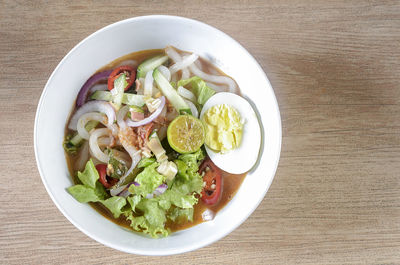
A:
[1, 0, 400, 264]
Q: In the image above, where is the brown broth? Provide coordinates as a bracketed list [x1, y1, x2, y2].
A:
[65, 47, 246, 233]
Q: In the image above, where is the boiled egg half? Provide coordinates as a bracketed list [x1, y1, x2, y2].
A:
[200, 92, 261, 174]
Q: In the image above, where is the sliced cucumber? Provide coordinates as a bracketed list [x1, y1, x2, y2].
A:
[63, 120, 99, 154]
[153, 69, 191, 115]
[90, 91, 145, 107]
[137, 55, 169, 78]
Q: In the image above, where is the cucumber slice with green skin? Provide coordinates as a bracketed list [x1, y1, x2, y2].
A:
[64, 120, 99, 153]
[90, 91, 145, 107]
[137, 55, 169, 78]
[153, 69, 192, 115]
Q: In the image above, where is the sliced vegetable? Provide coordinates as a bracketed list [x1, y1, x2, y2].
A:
[145, 97, 162, 113]
[137, 55, 169, 78]
[110, 74, 127, 110]
[129, 105, 145, 121]
[144, 70, 154, 96]
[76, 70, 112, 107]
[147, 132, 168, 163]
[91, 90, 145, 107]
[68, 101, 116, 131]
[138, 157, 156, 168]
[199, 158, 222, 205]
[124, 97, 166, 128]
[177, 76, 216, 105]
[63, 120, 99, 154]
[107, 66, 136, 91]
[157, 161, 178, 181]
[153, 69, 191, 114]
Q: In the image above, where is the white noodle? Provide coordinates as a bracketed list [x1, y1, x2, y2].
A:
[77, 112, 107, 140]
[157, 65, 171, 81]
[169, 54, 199, 74]
[89, 128, 110, 163]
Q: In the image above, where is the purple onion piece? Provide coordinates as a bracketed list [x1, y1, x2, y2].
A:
[76, 70, 112, 107]
[116, 181, 140, 197]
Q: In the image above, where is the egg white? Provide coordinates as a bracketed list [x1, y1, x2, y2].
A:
[200, 92, 261, 174]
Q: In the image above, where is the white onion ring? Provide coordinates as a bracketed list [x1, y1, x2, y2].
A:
[77, 112, 107, 140]
[157, 65, 171, 81]
[144, 70, 154, 96]
[169, 54, 199, 74]
[184, 99, 198, 118]
[178, 86, 196, 102]
[68, 101, 116, 130]
[116, 105, 130, 129]
[125, 97, 166, 127]
[89, 84, 108, 93]
[89, 128, 110, 163]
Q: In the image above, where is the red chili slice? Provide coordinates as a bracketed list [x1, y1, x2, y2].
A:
[95, 164, 117, 189]
[107, 65, 136, 91]
[199, 158, 223, 205]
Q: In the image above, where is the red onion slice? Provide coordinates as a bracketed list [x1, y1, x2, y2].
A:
[125, 97, 166, 127]
[76, 70, 112, 107]
[145, 184, 168, 199]
[68, 101, 116, 130]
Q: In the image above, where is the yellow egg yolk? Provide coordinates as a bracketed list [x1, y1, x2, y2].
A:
[202, 104, 243, 153]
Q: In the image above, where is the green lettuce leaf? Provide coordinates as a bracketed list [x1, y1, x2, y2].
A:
[77, 159, 99, 188]
[101, 196, 127, 218]
[127, 195, 142, 212]
[137, 157, 156, 168]
[168, 207, 194, 223]
[172, 149, 205, 194]
[67, 185, 102, 203]
[137, 199, 166, 228]
[177, 76, 215, 105]
[128, 162, 165, 197]
[157, 189, 198, 209]
[125, 213, 169, 238]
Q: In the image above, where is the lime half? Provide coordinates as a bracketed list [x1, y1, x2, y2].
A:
[167, 115, 205, 154]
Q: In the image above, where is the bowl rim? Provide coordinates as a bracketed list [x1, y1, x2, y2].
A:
[34, 14, 282, 255]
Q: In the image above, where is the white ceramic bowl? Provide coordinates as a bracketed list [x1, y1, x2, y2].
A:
[34, 15, 281, 255]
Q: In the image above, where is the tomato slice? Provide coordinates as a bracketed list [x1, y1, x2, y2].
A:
[95, 164, 117, 189]
[107, 65, 136, 91]
[199, 158, 223, 205]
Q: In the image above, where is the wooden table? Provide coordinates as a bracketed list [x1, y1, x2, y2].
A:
[1, 1, 399, 264]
